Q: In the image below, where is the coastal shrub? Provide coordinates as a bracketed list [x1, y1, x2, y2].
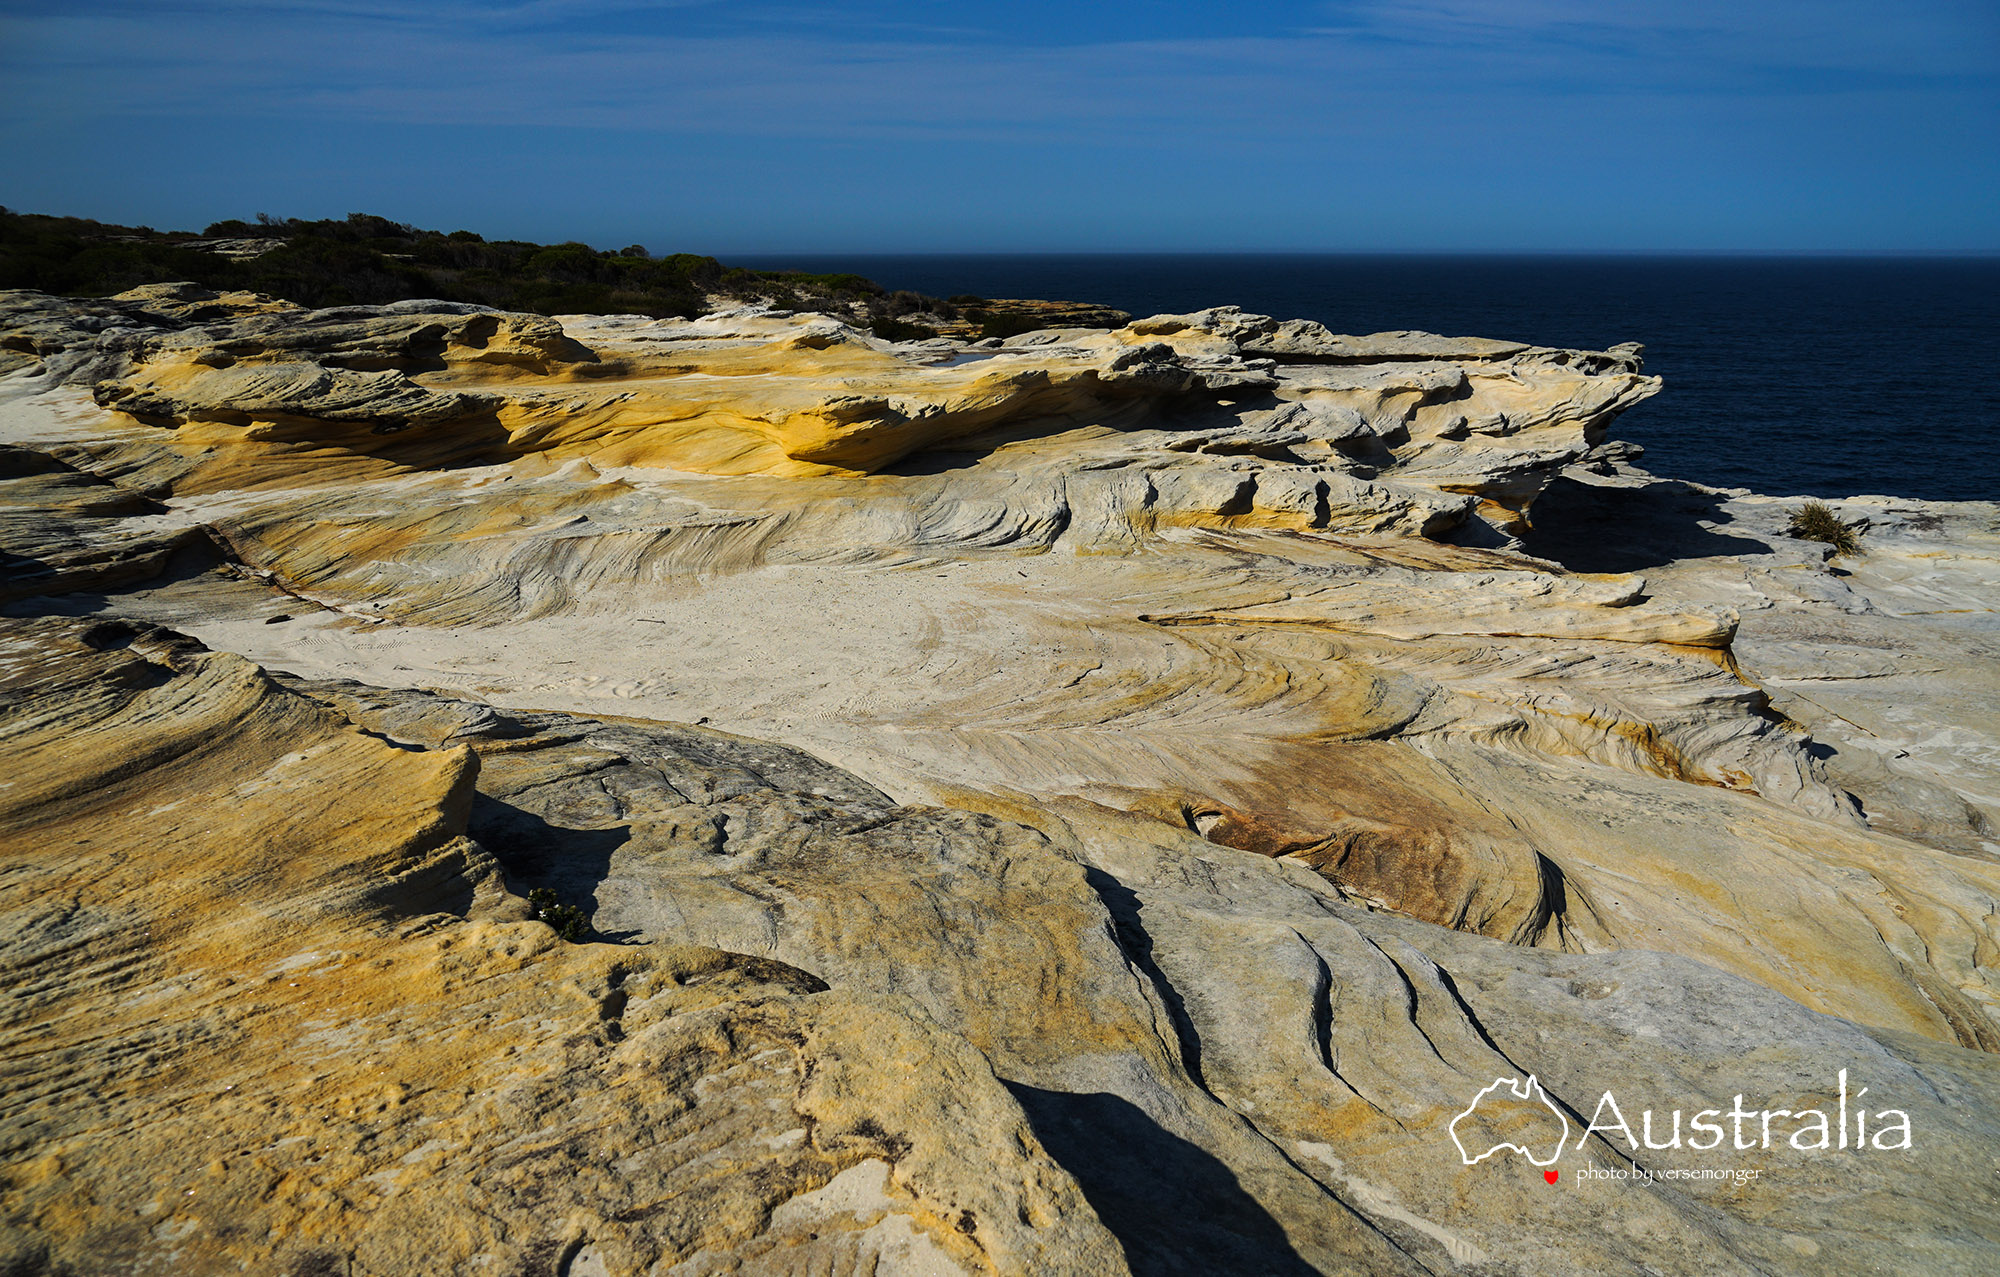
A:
[771, 270, 877, 297]
[232, 236, 436, 308]
[1786, 501, 1863, 557]
[969, 310, 1049, 341]
[202, 218, 269, 238]
[521, 242, 604, 282]
[0, 207, 957, 326]
[871, 316, 939, 342]
[526, 887, 589, 942]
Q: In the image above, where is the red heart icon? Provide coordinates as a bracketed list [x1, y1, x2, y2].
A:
[1544, 1170, 1560, 1184]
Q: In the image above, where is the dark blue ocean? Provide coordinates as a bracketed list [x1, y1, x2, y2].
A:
[744, 255, 2000, 503]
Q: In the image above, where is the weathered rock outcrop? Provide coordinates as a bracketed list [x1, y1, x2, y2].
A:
[6, 286, 1655, 542]
[3, 288, 1999, 1275]
[0, 618, 1126, 1276]
[6, 624, 1996, 1275]
[0, 444, 203, 603]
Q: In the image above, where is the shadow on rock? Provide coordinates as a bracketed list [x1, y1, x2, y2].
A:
[1003, 1084, 1322, 1277]
[469, 793, 630, 923]
[1523, 474, 1772, 572]
[0, 549, 57, 605]
[1086, 867, 1205, 1087]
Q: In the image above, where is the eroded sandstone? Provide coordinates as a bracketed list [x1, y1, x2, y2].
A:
[2, 287, 1998, 1275]
[0, 618, 1125, 1275]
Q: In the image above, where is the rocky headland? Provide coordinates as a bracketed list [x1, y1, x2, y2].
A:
[2, 282, 1997, 1276]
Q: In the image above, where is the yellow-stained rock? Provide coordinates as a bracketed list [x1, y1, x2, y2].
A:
[0, 618, 1127, 1276]
[5, 291, 2000, 1275]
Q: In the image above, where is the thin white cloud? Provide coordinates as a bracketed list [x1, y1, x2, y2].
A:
[1321, 0, 1999, 76]
[1, 0, 1992, 143]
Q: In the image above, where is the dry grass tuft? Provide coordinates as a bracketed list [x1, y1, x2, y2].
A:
[1787, 501, 1863, 557]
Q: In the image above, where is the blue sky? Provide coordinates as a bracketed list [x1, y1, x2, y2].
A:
[2, 1, 1995, 252]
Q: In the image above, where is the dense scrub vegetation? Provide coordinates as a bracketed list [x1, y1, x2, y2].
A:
[0, 207, 957, 330]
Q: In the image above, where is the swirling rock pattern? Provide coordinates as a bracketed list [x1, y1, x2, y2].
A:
[0, 618, 1125, 1276]
[2, 288, 1998, 1275]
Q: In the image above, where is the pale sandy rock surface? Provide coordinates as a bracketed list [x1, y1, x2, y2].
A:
[2, 285, 1998, 1275]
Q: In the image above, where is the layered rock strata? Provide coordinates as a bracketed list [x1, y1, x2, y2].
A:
[2, 285, 1997, 1275]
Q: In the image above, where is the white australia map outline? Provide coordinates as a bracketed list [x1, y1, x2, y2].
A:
[1450, 1075, 1570, 1167]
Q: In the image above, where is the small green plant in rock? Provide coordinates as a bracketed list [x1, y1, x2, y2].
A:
[526, 887, 589, 942]
[1786, 501, 1863, 557]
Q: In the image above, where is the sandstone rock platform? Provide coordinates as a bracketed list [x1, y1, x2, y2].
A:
[2, 286, 1997, 1275]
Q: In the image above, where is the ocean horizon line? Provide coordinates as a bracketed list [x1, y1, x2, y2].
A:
[731, 248, 2000, 262]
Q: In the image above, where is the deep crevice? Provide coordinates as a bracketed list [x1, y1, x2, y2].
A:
[1083, 866, 1206, 1090]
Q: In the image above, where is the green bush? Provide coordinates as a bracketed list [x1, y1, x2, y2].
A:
[526, 887, 589, 942]
[969, 311, 1049, 341]
[1, 207, 996, 333]
[761, 270, 877, 297]
[1786, 501, 1863, 557]
[0, 208, 951, 323]
[871, 315, 939, 342]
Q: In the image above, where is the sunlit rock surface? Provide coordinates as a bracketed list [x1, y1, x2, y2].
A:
[3, 286, 1998, 1275]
